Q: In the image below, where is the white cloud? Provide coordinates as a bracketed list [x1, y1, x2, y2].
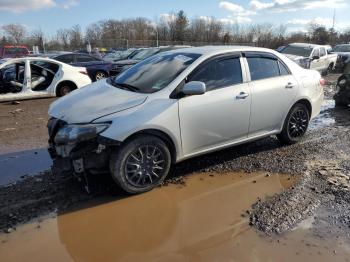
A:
[0, 0, 79, 13]
[249, 0, 347, 12]
[219, 1, 244, 13]
[160, 13, 176, 23]
[62, 0, 78, 10]
[219, 1, 256, 24]
[288, 17, 333, 26]
[0, 0, 56, 12]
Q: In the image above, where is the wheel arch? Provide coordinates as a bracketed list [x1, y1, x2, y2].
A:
[123, 129, 177, 163]
[294, 98, 312, 118]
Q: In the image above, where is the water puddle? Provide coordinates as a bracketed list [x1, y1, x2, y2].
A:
[310, 100, 350, 130]
[0, 148, 52, 186]
[2, 171, 347, 261]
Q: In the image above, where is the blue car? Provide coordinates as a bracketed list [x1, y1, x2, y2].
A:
[51, 53, 112, 81]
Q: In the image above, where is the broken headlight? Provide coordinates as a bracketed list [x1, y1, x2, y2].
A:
[54, 123, 110, 145]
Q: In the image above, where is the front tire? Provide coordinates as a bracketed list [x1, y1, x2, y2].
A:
[110, 135, 171, 194]
[277, 103, 310, 145]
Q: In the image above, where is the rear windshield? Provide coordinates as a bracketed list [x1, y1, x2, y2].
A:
[281, 46, 313, 57]
[110, 52, 201, 93]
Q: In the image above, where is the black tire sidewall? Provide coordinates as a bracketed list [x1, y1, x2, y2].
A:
[58, 85, 72, 97]
[278, 103, 310, 144]
[110, 135, 171, 194]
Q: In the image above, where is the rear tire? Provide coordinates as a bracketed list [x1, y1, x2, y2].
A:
[110, 135, 171, 194]
[94, 71, 108, 81]
[56, 82, 75, 97]
[277, 103, 310, 145]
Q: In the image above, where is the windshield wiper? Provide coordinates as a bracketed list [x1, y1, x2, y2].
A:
[114, 82, 140, 92]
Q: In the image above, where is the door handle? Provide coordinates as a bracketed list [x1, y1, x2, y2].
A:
[285, 83, 294, 89]
[236, 92, 249, 99]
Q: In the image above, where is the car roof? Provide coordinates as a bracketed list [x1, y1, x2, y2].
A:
[157, 45, 274, 56]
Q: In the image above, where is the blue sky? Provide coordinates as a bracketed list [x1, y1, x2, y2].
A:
[0, 0, 349, 36]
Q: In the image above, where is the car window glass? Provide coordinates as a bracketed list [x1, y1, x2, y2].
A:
[76, 54, 97, 62]
[55, 54, 74, 64]
[319, 48, 326, 57]
[278, 61, 290, 76]
[189, 57, 242, 91]
[247, 57, 280, 81]
[31, 61, 59, 74]
[313, 49, 320, 57]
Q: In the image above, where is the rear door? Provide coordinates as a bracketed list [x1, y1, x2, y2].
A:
[244, 52, 298, 137]
[179, 54, 251, 156]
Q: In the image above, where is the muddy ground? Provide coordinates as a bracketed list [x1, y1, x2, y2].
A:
[0, 74, 350, 245]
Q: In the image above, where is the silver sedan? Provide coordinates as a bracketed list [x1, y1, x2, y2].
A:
[48, 46, 324, 194]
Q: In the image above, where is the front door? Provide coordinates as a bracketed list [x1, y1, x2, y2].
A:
[179, 55, 251, 156]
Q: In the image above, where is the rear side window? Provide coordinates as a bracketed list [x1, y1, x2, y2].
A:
[55, 54, 74, 64]
[76, 54, 98, 62]
[247, 57, 280, 81]
[189, 57, 242, 91]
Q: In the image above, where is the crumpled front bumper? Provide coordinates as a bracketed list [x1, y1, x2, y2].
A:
[47, 118, 118, 175]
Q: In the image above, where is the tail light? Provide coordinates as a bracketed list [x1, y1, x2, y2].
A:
[319, 78, 326, 87]
[79, 68, 88, 75]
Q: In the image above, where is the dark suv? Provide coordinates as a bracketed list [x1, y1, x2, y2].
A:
[52, 53, 112, 81]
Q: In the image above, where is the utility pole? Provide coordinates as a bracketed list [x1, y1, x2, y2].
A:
[332, 8, 336, 30]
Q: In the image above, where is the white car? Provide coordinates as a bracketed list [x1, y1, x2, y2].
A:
[0, 57, 91, 102]
[48, 46, 324, 194]
[281, 43, 338, 74]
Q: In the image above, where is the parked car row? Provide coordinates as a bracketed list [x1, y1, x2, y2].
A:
[278, 42, 350, 74]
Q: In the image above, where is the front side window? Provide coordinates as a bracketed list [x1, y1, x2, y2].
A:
[189, 57, 242, 91]
[313, 49, 320, 58]
[319, 48, 326, 57]
[247, 57, 280, 81]
[110, 52, 200, 93]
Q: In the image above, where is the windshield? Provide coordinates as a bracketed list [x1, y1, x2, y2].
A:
[281, 45, 313, 57]
[333, 45, 350, 53]
[131, 48, 160, 60]
[110, 52, 201, 93]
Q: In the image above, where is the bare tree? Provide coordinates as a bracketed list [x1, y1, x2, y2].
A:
[2, 23, 26, 44]
[69, 25, 84, 50]
[56, 29, 70, 49]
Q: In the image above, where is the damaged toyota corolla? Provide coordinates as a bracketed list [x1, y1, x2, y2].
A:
[47, 46, 324, 194]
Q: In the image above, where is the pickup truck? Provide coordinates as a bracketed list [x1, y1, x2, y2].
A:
[280, 43, 338, 75]
[0, 45, 29, 59]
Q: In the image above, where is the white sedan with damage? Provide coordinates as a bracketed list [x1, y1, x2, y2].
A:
[48, 46, 324, 194]
[0, 57, 91, 102]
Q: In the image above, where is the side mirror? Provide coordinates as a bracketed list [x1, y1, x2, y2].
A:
[182, 81, 206, 95]
[312, 55, 320, 60]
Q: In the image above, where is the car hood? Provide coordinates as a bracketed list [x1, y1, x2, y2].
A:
[114, 59, 139, 66]
[48, 80, 148, 124]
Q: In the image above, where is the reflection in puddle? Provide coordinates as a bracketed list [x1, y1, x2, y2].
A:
[0, 148, 52, 186]
[2, 171, 348, 262]
[310, 100, 350, 130]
